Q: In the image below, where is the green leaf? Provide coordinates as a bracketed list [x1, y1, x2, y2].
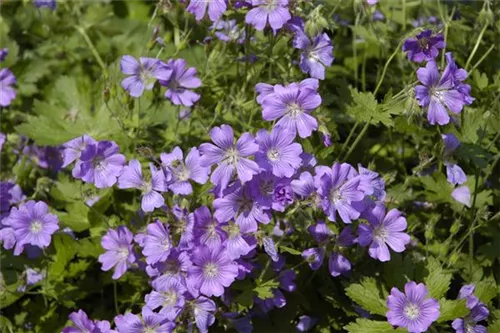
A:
[420, 173, 454, 203]
[279, 245, 302, 256]
[345, 278, 387, 316]
[438, 299, 468, 323]
[473, 277, 499, 305]
[255, 280, 280, 299]
[346, 88, 398, 126]
[345, 319, 406, 333]
[235, 289, 255, 307]
[0, 316, 14, 333]
[49, 234, 77, 281]
[424, 257, 452, 299]
[57, 202, 91, 232]
[76, 237, 104, 258]
[473, 71, 489, 90]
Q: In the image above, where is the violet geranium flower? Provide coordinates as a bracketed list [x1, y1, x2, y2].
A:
[452, 186, 471, 207]
[187, 0, 227, 22]
[145, 277, 186, 321]
[199, 124, 259, 191]
[260, 82, 321, 138]
[62, 310, 97, 333]
[114, 307, 175, 333]
[212, 19, 246, 44]
[140, 220, 172, 265]
[98, 226, 136, 280]
[402, 30, 445, 63]
[415, 61, 466, 125]
[187, 245, 238, 297]
[8, 200, 59, 253]
[61, 135, 97, 168]
[358, 204, 411, 262]
[0, 68, 16, 107]
[120, 55, 172, 97]
[386, 281, 440, 333]
[118, 159, 167, 212]
[245, 0, 291, 33]
[160, 147, 210, 195]
[159, 59, 201, 107]
[293, 30, 334, 80]
[255, 126, 303, 178]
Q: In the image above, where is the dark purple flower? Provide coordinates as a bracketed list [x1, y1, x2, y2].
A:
[187, 0, 227, 22]
[160, 147, 210, 195]
[307, 220, 332, 244]
[151, 249, 192, 288]
[293, 31, 334, 80]
[272, 178, 294, 211]
[159, 59, 201, 107]
[302, 247, 325, 270]
[199, 125, 259, 191]
[118, 159, 167, 212]
[76, 141, 125, 188]
[120, 55, 172, 97]
[22, 145, 63, 171]
[245, 0, 291, 33]
[224, 312, 252, 333]
[415, 61, 466, 125]
[386, 281, 440, 333]
[140, 220, 172, 265]
[34, 0, 56, 9]
[452, 186, 471, 207]
[278, 269, 296, 292]
[62, 135, 97, 168]
[442, 133, 460, 155]
[260, 82, 321, 138]
[403, 30, 445, 62]
[0, 68, 16, 107]
[8, 200, 59, 253]
[314, 163, 365, 223]
[296, 315, 318, 332]
[373, 10, 385, 21]
[98, 226, 136, 279]
[358, 164, 386, 201]
[187, 245, 238, 297]
[358, 204, 410, 262]
[255, 126, 303, 177]
[193, 205, 227, 248]
[328, 252, 351, 277]
[212, 20, 246, 44]
[0, 48, 7, 62]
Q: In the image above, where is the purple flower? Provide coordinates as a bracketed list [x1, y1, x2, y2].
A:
[452, 186, 471, 207]
[445, 163, 466, 185]
[25, 268, 45, 285]
[159, 59, 201, 107]
[120, 55, 172, 97]
[62, 310, 96, 333]
[151, 249, 192, 288]
[452, 303, 489, 333]
[140, 220, 172, 265]
[403, 30, 445, 62]
[0, 68, 17, 107]
[366, 0, 378, 5]
[373, 10, 385, 21]
[199, 125, 259, 191]
[118, 159, 167, 212]
[272, 178, 294, 211]
[386, 281, 440, 333]
[145, 278, 186, 321]
[191, 296, 216, 333]
[193, 205, 227, 248]
[214, 183, 270, 232]
[260, 82, 321, 138]
[34, 0, 56, 9]
[187, 245, 238, 297]
[187, 0, 227, 22]
[293, 30, 334, 80]
[296, 315, 318, 332]
[98, 226, 136, 279]
[314, 163, 365, 223]
[245, 0, 291, 33]
[8, 200, 59, 252]
[302, 247, 325, 270]
[114, 307, 175, 333]
[212, 20, 245, 44]
[62, 135, 97, 168]
[76, 141, 125, 188]
[255, 126, 303, 177]
[307, 220, 332, 244]
[160, 147, 210, 195]
[358, 204, 410, 262]
[358, 164, 386, 201]
[22, 145, 64, 171]
[262, 236, 279, 262]
[442, 133, 460, 154]
[457, 284, 479, 309]
[328, 252, 351, 277]
[0, 48, 7, 62]
[291, 171, 315, 198]
[442, 52, 474, 105]
[223, 221, 255, 259]
[415, 61, 466, 125]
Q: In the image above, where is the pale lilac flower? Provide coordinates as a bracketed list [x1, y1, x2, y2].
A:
[263, 236, 279, 262]
[291, 171, 315, 198]
[187, 0, 227, 22]
[160, 147, 210, 195]
[62, 135, 97, 168]
[442, 52, 474, 105]
[118, 159, 167, 212]
[76, 141, 125, 188]
[8, 200, 59, 252]
[452, 186, 471, 207]
[151, 249, 192, 288]
[255, 126, 303, 177]
[328, 252, 351, 277]
[212, 19, 246, 44]
[25, 267, 45, 285]
[62, 310, 96, 333]
[98, 226, 136, 280]
[442, 133, 460, 155]
[403, 30, 445, 63]
[120, 55, 172, 97]
[191, 296, 216, 333]
[452, 302, 488, 333]
[141, 220, 172, 265]
[445, 163, 466, 185]
[145, 278, 186, 321]
[415, 61, 465, 125]
[366, 0, 378, 5]
[293, 30, 334, 80]
[0, 68, 16, 107]
[187, 245, 238, 297]
[358, 164, 386, 201]
[386, 281, 440, 333]
[114, 307, 175, 333]
[34, 0, 56, 9]
[307, 220, 332, 244]
[159, 59, 201, 107]
[223, 221, 255, 260]
[199, 125, 259, 191]
[457, 284, 479, 309]
[261, 82, 321, 138]
[358, 204, 410, 262]
[245, 0, 291, 33]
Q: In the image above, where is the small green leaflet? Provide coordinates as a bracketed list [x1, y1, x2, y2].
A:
[345, 277, 387, 316]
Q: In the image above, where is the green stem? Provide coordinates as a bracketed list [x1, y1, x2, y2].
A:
[469, 44, 495, 74]
[465, 23, 489, 70]
[75, 26, 108, 77]
[373, 39, 404, 96]
[343, 120, 370, 161]
[113, 281, 119, 315]
[339, 121, 359, 158]
[468, 169, 480, 274]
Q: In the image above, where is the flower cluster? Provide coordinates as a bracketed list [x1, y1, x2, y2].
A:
[452, 284, 489, 333]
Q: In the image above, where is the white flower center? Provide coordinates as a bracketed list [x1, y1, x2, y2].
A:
[117, 247, 129, 259]
[264, 0, 277, 11]
[224, 147, 240, 165]
[204, 262, 218, 278]
[227, 223, 240, 239]
[162, 290, 177, 307]
[142, 181, 153, 194]
[329, 188, 342, 203]
[267, 148, 280, 162]
[373, 226, 388, 242]
[287, 103, 304, 118]
[30, 221, 43, 234]
[403, 303, 420, 320]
